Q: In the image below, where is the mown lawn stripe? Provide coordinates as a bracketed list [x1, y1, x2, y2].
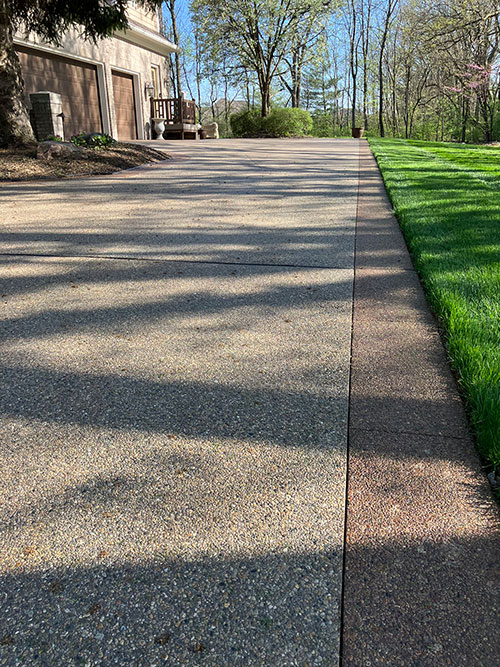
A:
[369, 138, 500, 469]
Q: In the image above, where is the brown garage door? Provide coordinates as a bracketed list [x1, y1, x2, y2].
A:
[16, 45, 103, 139]
[112, 71, 137, 141]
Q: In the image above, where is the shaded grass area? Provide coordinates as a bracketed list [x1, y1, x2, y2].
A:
[0, 143, 169, 181]
[369, 138, 500, 469]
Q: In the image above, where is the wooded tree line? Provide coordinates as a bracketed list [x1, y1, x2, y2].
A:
[1, 0, 498, 144]
[167, 0, 500, 142]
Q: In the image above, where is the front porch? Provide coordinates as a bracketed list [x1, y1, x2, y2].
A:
[150, 97, 199, 140]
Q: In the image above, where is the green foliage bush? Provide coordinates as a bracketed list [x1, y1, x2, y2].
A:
[230, 110, 264, 137]
[265, 108, 313, 137]
[469, 124, 485, 144]
[311, 112, 334, 138]
[70, 133, 88, 147]
[70, 132, 116, 149]
[214, 117, 231, 138]
[230, 107, 313, 138]
[493, 111, 500, 142]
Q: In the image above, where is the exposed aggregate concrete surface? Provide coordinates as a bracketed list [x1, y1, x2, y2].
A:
[342, 143, 500, 666]
[0, 139, 359, 665]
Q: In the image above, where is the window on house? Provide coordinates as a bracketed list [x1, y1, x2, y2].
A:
[151, 65, 160, 98]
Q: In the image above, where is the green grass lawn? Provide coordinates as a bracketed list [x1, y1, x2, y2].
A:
[368, 138, 500, 470]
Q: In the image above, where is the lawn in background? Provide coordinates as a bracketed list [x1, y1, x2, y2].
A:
[369, 138, 500, 470]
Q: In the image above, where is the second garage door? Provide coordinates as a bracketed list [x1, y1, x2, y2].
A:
[16, 45, 103, 139]
[112, 71, 138, 141]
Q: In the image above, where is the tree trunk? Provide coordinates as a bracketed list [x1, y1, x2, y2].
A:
[391, 40, 398, 135]
[295, 79, 300, 109]
[169, 54, 177, 97]
[378, 0, 398, 138]
[260, 79, 271, 116]
[224, 69, 229, 132]
[460, 94, 468, 142]
[291, 50, 299, 107]
[0, 0, 36, 146]
[321, 68, 327, 113]
[361, 0, 372, 131]
[261, 90, 270, 116]
[378, 48, 385, 137]
[480, 96, 493, 142]
[290, 47, 303, 109]
[166, 0, 182, 97]
[194, 32, 202, 123]
[173, 53, 181, 99]
[403, 63, 410, 138]
[362, 55, 368, 130]
[349, 0, 358, 130]
[244, 69, 252, 110]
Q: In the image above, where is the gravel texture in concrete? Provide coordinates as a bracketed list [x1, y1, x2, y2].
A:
[342, 141, 500, 666]
[1, 138, 358, 268]
[3, 138, 497, 666]
[0, 139, 359, 665]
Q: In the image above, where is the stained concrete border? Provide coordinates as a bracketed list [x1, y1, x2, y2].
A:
[342, 141, 500, 665]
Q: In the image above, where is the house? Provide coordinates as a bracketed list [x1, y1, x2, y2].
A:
[201, 99, 248, 124]
[14, 3, 177, 141]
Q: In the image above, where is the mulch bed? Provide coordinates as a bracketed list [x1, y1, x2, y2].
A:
[0, 143, 170, 181]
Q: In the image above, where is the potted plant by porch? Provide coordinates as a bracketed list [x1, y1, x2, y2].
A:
[352, 127, 365, 138]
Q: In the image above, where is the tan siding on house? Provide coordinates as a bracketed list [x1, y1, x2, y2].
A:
[126, 3, 160, 32]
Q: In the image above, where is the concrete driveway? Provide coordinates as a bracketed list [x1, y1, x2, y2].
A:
[2, 138, 498, 666]
[0, 139, 358, 664]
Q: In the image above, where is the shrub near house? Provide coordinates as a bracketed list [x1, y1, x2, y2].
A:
[230, 108, 313, 137]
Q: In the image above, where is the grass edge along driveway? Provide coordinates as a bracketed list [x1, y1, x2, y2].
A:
[368, 137, 500, 473]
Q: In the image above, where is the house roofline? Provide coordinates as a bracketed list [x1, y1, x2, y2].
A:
[115, 21, 179, 56]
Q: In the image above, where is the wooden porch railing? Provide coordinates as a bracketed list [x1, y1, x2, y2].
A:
[150, 97, 196, 124]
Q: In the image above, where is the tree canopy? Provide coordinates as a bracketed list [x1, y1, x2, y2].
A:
[178, 0, 500, 142]
[190, 0, 333, 116]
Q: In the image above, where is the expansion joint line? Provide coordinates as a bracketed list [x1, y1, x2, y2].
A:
[0, 251, 349, 272]
[338, 140, 361, 666]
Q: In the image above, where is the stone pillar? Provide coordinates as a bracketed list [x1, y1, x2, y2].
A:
[29, 91, 65, 141]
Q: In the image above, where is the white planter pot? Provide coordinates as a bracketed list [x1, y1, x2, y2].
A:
[152, 118, 166, 139]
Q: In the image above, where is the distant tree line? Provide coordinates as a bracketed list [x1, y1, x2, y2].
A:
[166, 0, 500, 142]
